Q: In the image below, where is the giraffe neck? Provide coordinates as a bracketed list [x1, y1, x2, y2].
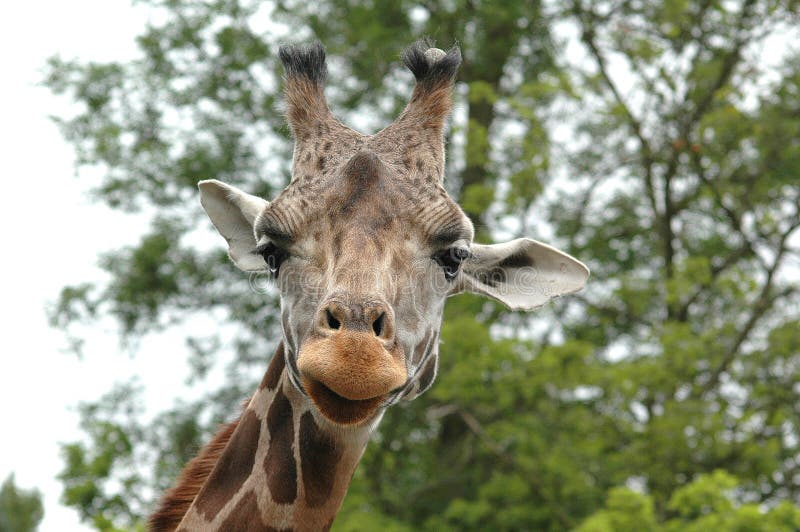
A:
[154, 344, 374, 531]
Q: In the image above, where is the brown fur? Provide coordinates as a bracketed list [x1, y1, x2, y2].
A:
[285, 77, 331, 134]
[150, 350, 287, 531]
[194, 409, 261, 521]
[218, 490, 268, 531]
[260, 343, 286, 391]
[402, 82, 455, 131]
[264, 388, 297, 503]
[148, 416, 240, 531]
[299, 412, 343, 508]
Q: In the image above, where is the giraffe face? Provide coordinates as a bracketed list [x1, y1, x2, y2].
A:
[198, 42, 589, 427]
[254, 149, 473, 425]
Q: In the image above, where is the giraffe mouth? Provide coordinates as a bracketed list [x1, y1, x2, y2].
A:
[302, 377, 386, 426]
[295, 331, 407, 425]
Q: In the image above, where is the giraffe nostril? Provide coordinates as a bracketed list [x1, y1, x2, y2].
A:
[372, 312, 385, 337]
[326, 308, 341, 330]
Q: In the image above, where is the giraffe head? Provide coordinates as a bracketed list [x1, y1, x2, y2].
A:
[198, 41, 588, 427]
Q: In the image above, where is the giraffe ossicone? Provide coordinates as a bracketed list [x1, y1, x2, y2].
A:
[150, 39, 589, 531]
[424, 47, 447, 63]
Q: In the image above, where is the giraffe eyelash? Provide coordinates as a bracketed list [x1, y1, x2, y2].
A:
[432, 246, 471, 281]
[253, 242, 289, 276]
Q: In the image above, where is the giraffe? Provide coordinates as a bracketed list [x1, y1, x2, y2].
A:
[149, 40, 589, 531]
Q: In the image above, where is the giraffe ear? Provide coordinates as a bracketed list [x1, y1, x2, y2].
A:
[198, 179, 269, 272]
[457, 238, 589, 311]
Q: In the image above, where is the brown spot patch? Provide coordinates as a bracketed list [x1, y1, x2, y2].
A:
[368, 205, 393, 234]
[339, 151, 384, 215]
[264, 388, 297, 504]
[218, 490, 267, 531]
[416, 352, 438, 394]
[331, 233, 343, 260]
[412, 330, 434, 366]
[149, 411, 243, 531]
[194, 409, 261, 521]
[259, 344, 286, 391]
[299, 412, 343, 507]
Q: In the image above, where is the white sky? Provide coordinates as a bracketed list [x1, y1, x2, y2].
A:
[0, 2, 192, 530]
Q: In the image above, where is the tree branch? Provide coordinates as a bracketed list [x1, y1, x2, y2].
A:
[697, 221, 798, 396]
[572, 3, 660, 225]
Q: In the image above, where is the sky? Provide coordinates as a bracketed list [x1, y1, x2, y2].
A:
[0, 2, 191, 529]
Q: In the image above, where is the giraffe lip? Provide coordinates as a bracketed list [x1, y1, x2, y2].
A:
[303, 377, 386, 426]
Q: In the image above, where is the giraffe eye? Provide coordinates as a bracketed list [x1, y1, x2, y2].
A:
[433, 247, 470, 282]
[256, 242, 288, 277]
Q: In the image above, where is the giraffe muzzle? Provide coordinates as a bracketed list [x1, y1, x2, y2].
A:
[296, 327, 407, 425]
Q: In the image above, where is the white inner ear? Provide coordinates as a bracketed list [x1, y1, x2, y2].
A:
[198, 179, 269, 272]
[459, 238, 589, 311]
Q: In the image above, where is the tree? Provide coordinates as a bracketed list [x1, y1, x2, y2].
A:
[0, 475, 44, 532]
[46, 0, 800, 530]
[577, 471, 800, 531]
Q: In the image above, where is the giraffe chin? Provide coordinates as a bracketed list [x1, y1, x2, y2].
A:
[302, 377, 386, 425]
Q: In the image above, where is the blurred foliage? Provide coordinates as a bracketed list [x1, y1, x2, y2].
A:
[0, 475, 44, 532]
[58, 383, 146, 531]
[577, 471, 800, 531]
[46, 0, 800, 530]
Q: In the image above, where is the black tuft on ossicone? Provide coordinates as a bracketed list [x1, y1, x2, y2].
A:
[401, 39, 461, 87]
[279, 42, 327, 84]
